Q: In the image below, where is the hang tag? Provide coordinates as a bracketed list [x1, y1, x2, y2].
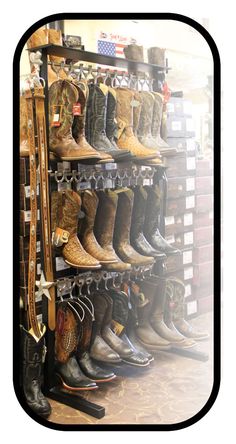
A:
[51, 105, 62, 127]
[186, 195, 195, 209]
[186, 177, 195, 192]
[111, 320, 125, 336]
[73, 102, 81, 116]
[52, 228, 70, 247]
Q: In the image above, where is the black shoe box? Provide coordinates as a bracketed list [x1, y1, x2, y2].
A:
[19, 235, 41, 261]
[194, 226, 213, 247]
[20, 157, 30, 185]
[196, 159, 213, 177]
[20, 259, 41, 287]
[20, 183, 40, 211]
[195, 194, 213, 213]
[195, 176, 213, 195]
[193, 244, 213, 264]
[193, 261, 213, 287]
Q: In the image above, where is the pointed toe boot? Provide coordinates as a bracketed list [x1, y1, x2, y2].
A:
[113, 189, 154, 266]
[79, 190, 118, 264]
[137, 91, 162, 156]
[151, 92, 172, 151]
[51, 190, 101, 269]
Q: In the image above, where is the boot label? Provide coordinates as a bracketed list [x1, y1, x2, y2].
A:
[51, 105, 62, 127]
[72, 103, 81, 115]
[111, 319, 124, 336]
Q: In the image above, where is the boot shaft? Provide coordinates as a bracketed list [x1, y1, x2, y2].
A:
[80, 190, 98, 235]
[133, 91, 142, 137]
[147, 47, 166, 65]
[144, 185, 161, 235]
[131, 186, 148, 238]
[137, 91, 155, 137]
[20, 325, 46, 381]
[55, 302, 79, 364]
[106, 87, 118, 141]
[110, 289, 130, 329]
[94, 190, 118, 248]
[113, 189, 134, 246]
[151, 92, 164, 137]
[72, 81, 87, 143]
[124, 44, 144, 62]
[116, 87, 135, 131]
[51, 189, 81, 236]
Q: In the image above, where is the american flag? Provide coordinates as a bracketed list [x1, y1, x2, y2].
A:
[97, 40, 125, 58]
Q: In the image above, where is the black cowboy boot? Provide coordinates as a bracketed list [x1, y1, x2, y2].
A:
[20, 325, 51, 418]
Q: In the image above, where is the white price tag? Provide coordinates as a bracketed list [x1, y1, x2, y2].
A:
[184, 266, 193, 280]
[186, 195, 195, 209]
[105, 163, 117, 170]
[166, 235, 175, 244]
[171, 120, 182, 131]
[186, 118, 194, 131]
[37, 314, 43, 323]
[24, 209, 40, 222]
[37, 263, 41, 275]
[186, 139, 195, 151]
[55, 256, 70, 271]
[184, 284, 192, 298]
[186, 156, 196, 170]
[184, 213, 193, 226]
[143, 179, 151, 186]
[35, 292, 42, 303]
[165, 216, 175, 226]
[167, 102, 175, 113]
[104, 178, 113, 188]
[25, 184, 39, 198]
[186, 177, 195, 192]
[77, 181, 91, 190]
[184, 231, 193, 245]
[187, 300, 198, 316]
[183, 250, 192, 265]
[36, 241, 41, 253]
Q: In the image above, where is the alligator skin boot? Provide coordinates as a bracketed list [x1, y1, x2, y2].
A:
[144, 185, 180, 255]
[130, 282, 171, 351]
[76, 297, 116, 382]
[131, 186, 167, 259]
[123, 44, 144, 62]
[106, 87, 134, 161]
[20, 325, 51, 418]
[89, 291, 122, 363]
[86, 83, 128, 162]
[20, 95, 29, 157]
[113, 189, 154, 266]
[163, 279, 196, 348]
[169, 278, 210, 340]
[144, 277, 187, 345]
[109, 289, 150, 366]
[94, 190, 131, 272]
[55, 302, 97, 390]
[115, 87, 159, 160]
[49, 79, 102, 162]
[79, 190, 118, 265]
[137, 91, 162, 157]
[51, 190, 101, 269]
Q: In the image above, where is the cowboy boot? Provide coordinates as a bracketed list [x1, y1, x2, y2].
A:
[123, 44, 144, 62]
[51, 190, 101, 269]
[72, 80, 113, 164]
[144, 185, 180, 255]
[20, 95, 29, 157]
[113, 189, 154, 266]
[130, 282, 171, 351]
[47, 28, 67, 80]
[115, 87, 159, 160]
[151, 92, 173, 151]
[94, 190, 131, 272]
[147, 47, 166, 66]
[89, 291, 122, 363]
[131, 186, 167, 259]
[55, 302, 97, 390]
[169, 278, 210, 340]
[86, 83, 128, 162]
[20, 325, 51, 418]
[79, 190, 118, 264]
[49, 79, 102, 162]
[137, 91, 162, 157]
[109, 289, 150, 366]
[106, 87, 134, 161]
[76, 297, 116, 382]
[163, 279, 196, 348]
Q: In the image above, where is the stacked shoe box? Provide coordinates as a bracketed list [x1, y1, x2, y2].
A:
[193, 158, 213, 315]
[162, 96, 197, 319]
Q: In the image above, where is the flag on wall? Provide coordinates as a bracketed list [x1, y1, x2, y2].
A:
[97, 40, 125, 57]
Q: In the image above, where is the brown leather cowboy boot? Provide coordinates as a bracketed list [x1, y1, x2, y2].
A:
[151, 92, 174, 152]
[94, 190, 131, 271]
[137, 91, 162, 157]
[115, 87, 159, 160]
[55, 302, 97, 390]
[113, 189, 154, 266]
[147, 47, 166, 65]
[20, 95, 29, 157]
[123, 44, 144, 61]
[49, 79, 102, 162]
[51, 190, 101, 269]
[79, 190, 118, 265]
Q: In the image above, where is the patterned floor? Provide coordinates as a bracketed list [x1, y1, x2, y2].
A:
[47, 312, 213, 426]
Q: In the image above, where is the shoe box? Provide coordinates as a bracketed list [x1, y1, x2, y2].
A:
[20, 157, 30, 185]
[196, 158, 213, 177]
[166, 176, 195, 199]
[193, 244, 213, 263]
[165, 265, 194, 287]
[163, 152, 196, 178]
[166, 115, 195, 138]
[165, 212, 194, 236]
[193, 261, 213, 287]
[195, 194, 213, 213]
[163, 248, 193, 274]
[166, 230, 194, 250]
[19, 285, 43, 317]
[166, 195, 195, 216]
[166, 97, 193, 117]
[197, 295, 213, 316]
[20, 183, 40, 211]
[192, 281, 213, 300]
[194, 226, 213, 247]
[194, 211, 213, 228]
[166, 137, 196, 155]
[195, 176, 213, 195]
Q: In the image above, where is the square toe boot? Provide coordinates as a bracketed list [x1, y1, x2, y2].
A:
[144, 185, 180, 255]
[113, 189, 154, 266]
[94, 190, 132, 272]
[51, 190, 101, 269]
[89, 292, 122, 363]
[115, 87, 159, 160]
[49, 80, 102, 162]
[20, 325, 51, 418]
[79, 190, 118, 264]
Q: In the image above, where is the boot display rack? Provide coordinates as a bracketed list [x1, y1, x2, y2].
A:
[27, 43, 208, 419]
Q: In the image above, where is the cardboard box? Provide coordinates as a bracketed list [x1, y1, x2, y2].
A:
[165, 212, 194, 236]
[194, 226, 213, 247]
[167, 137, 196, 155]
[164, 152, 196, 178]
[166, 195, 195, 216]
[167, 115, 195, 138]
[192, 282, 213, 299]
[163, 249, 193, 274]
[193, 244, 213, 263]
[167, 176, 195, 199]
[195, 176, 213, 195]
[165, 231, 194, 249]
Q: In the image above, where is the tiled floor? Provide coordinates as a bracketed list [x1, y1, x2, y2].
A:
[47, 312, 213, 426]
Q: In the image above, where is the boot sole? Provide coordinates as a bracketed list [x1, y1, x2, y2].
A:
[50, 152, 102, 162]
[55, 373, 98, 391]
[90, 375, 117, 383]
[121, 359, 150, 367]
[137, 338, 171, 351]
[64, 260, 101, 269]
[91, 357, 122, 364]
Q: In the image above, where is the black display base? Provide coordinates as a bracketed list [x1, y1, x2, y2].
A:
[46, 386, 105, 419]
[167, 346, 209, 362]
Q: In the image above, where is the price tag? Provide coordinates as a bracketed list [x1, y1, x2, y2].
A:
[72, 103, 81, 115]
[36, 241, 41, 253]
[186, 156, 196, 170]
[186, 139, 195, 151]
[184, 284, 192, 298]
[184, 213, 193, 226]
[165, 216, 175, 226]
[105, 163, 117, 170]
[25, 184, 39, 198]
[35, 292, 42, 303]
[186, 195, 195, 209]
[143, 179, 151, 186]
[184, 266, 193, 280]
[183, 250, 192, 265]
[55, 256, 70, 271]
[171, 120, 182, 131]
[24, 209, 40, 222]
[52, 113, 61, 127]
[186, 177, 195, 192]
[37, 314, 43, 323]
[184, 231, 193, 245]
[187, 300, 197, 316]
